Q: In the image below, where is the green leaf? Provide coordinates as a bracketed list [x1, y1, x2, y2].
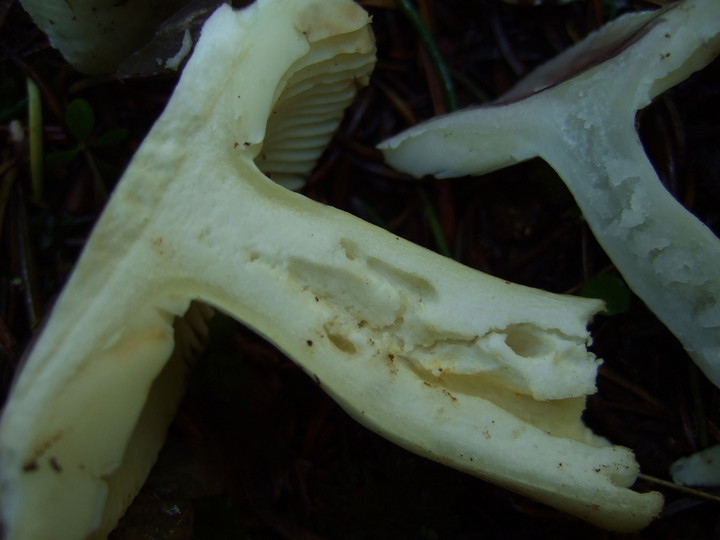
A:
[65, 99, 95, 141]
[579, 274, 631, 316]
[45, 147, 82, 169]
[92, 128, 129, 148]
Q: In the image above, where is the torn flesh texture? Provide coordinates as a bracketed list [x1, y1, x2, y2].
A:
[0, 0, 661, 538]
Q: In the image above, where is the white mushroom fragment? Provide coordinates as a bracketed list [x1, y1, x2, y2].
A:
[0, 0, 662, 537]
[379, 0, 720, 388]
[18, 0, 196, 74]
[671, 444, 720, 487]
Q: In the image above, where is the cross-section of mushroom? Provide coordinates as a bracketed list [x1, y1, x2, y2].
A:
[0, 0, 661, 538]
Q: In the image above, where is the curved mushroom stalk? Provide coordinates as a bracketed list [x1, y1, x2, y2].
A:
[0, 0, 661, 537]
[379, 0, 720, 388]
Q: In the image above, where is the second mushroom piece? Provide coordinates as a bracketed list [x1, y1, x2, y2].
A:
[380, 0, 720, 389]
[1, 0, 662, 538]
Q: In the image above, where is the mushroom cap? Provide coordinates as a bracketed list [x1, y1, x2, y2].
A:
[0, 1, 375, 537]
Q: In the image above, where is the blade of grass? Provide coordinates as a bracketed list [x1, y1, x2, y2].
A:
[395, 0, 455, 259]
[0, 160, 17, 240]
[26, 77, 43, 201]
[83, 148, 109, 201]
[638, 473, 720, 504]
[13, 183, 40, 328]
[395, 0, 459, 112]
[417, 186, 452, 258]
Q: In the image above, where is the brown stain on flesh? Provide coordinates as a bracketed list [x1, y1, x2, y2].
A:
[151, 237, 175, 258]
[49, 457, 63, 473]
[22, 430, 64, 473]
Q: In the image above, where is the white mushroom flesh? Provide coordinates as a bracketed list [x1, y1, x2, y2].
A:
[379, 0, 720, 390]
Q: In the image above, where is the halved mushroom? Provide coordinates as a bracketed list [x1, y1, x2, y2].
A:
[1, 1, 375, 536]
[0, 0, 662, 538]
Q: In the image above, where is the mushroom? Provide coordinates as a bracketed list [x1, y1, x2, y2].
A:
[18, 0, 198, 74]
[379, 0, 720, 389]
[0, 0, 662, 537]
[671, 444, 720, 487]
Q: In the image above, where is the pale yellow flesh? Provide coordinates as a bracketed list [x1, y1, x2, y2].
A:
[0, 1, 661, 538]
